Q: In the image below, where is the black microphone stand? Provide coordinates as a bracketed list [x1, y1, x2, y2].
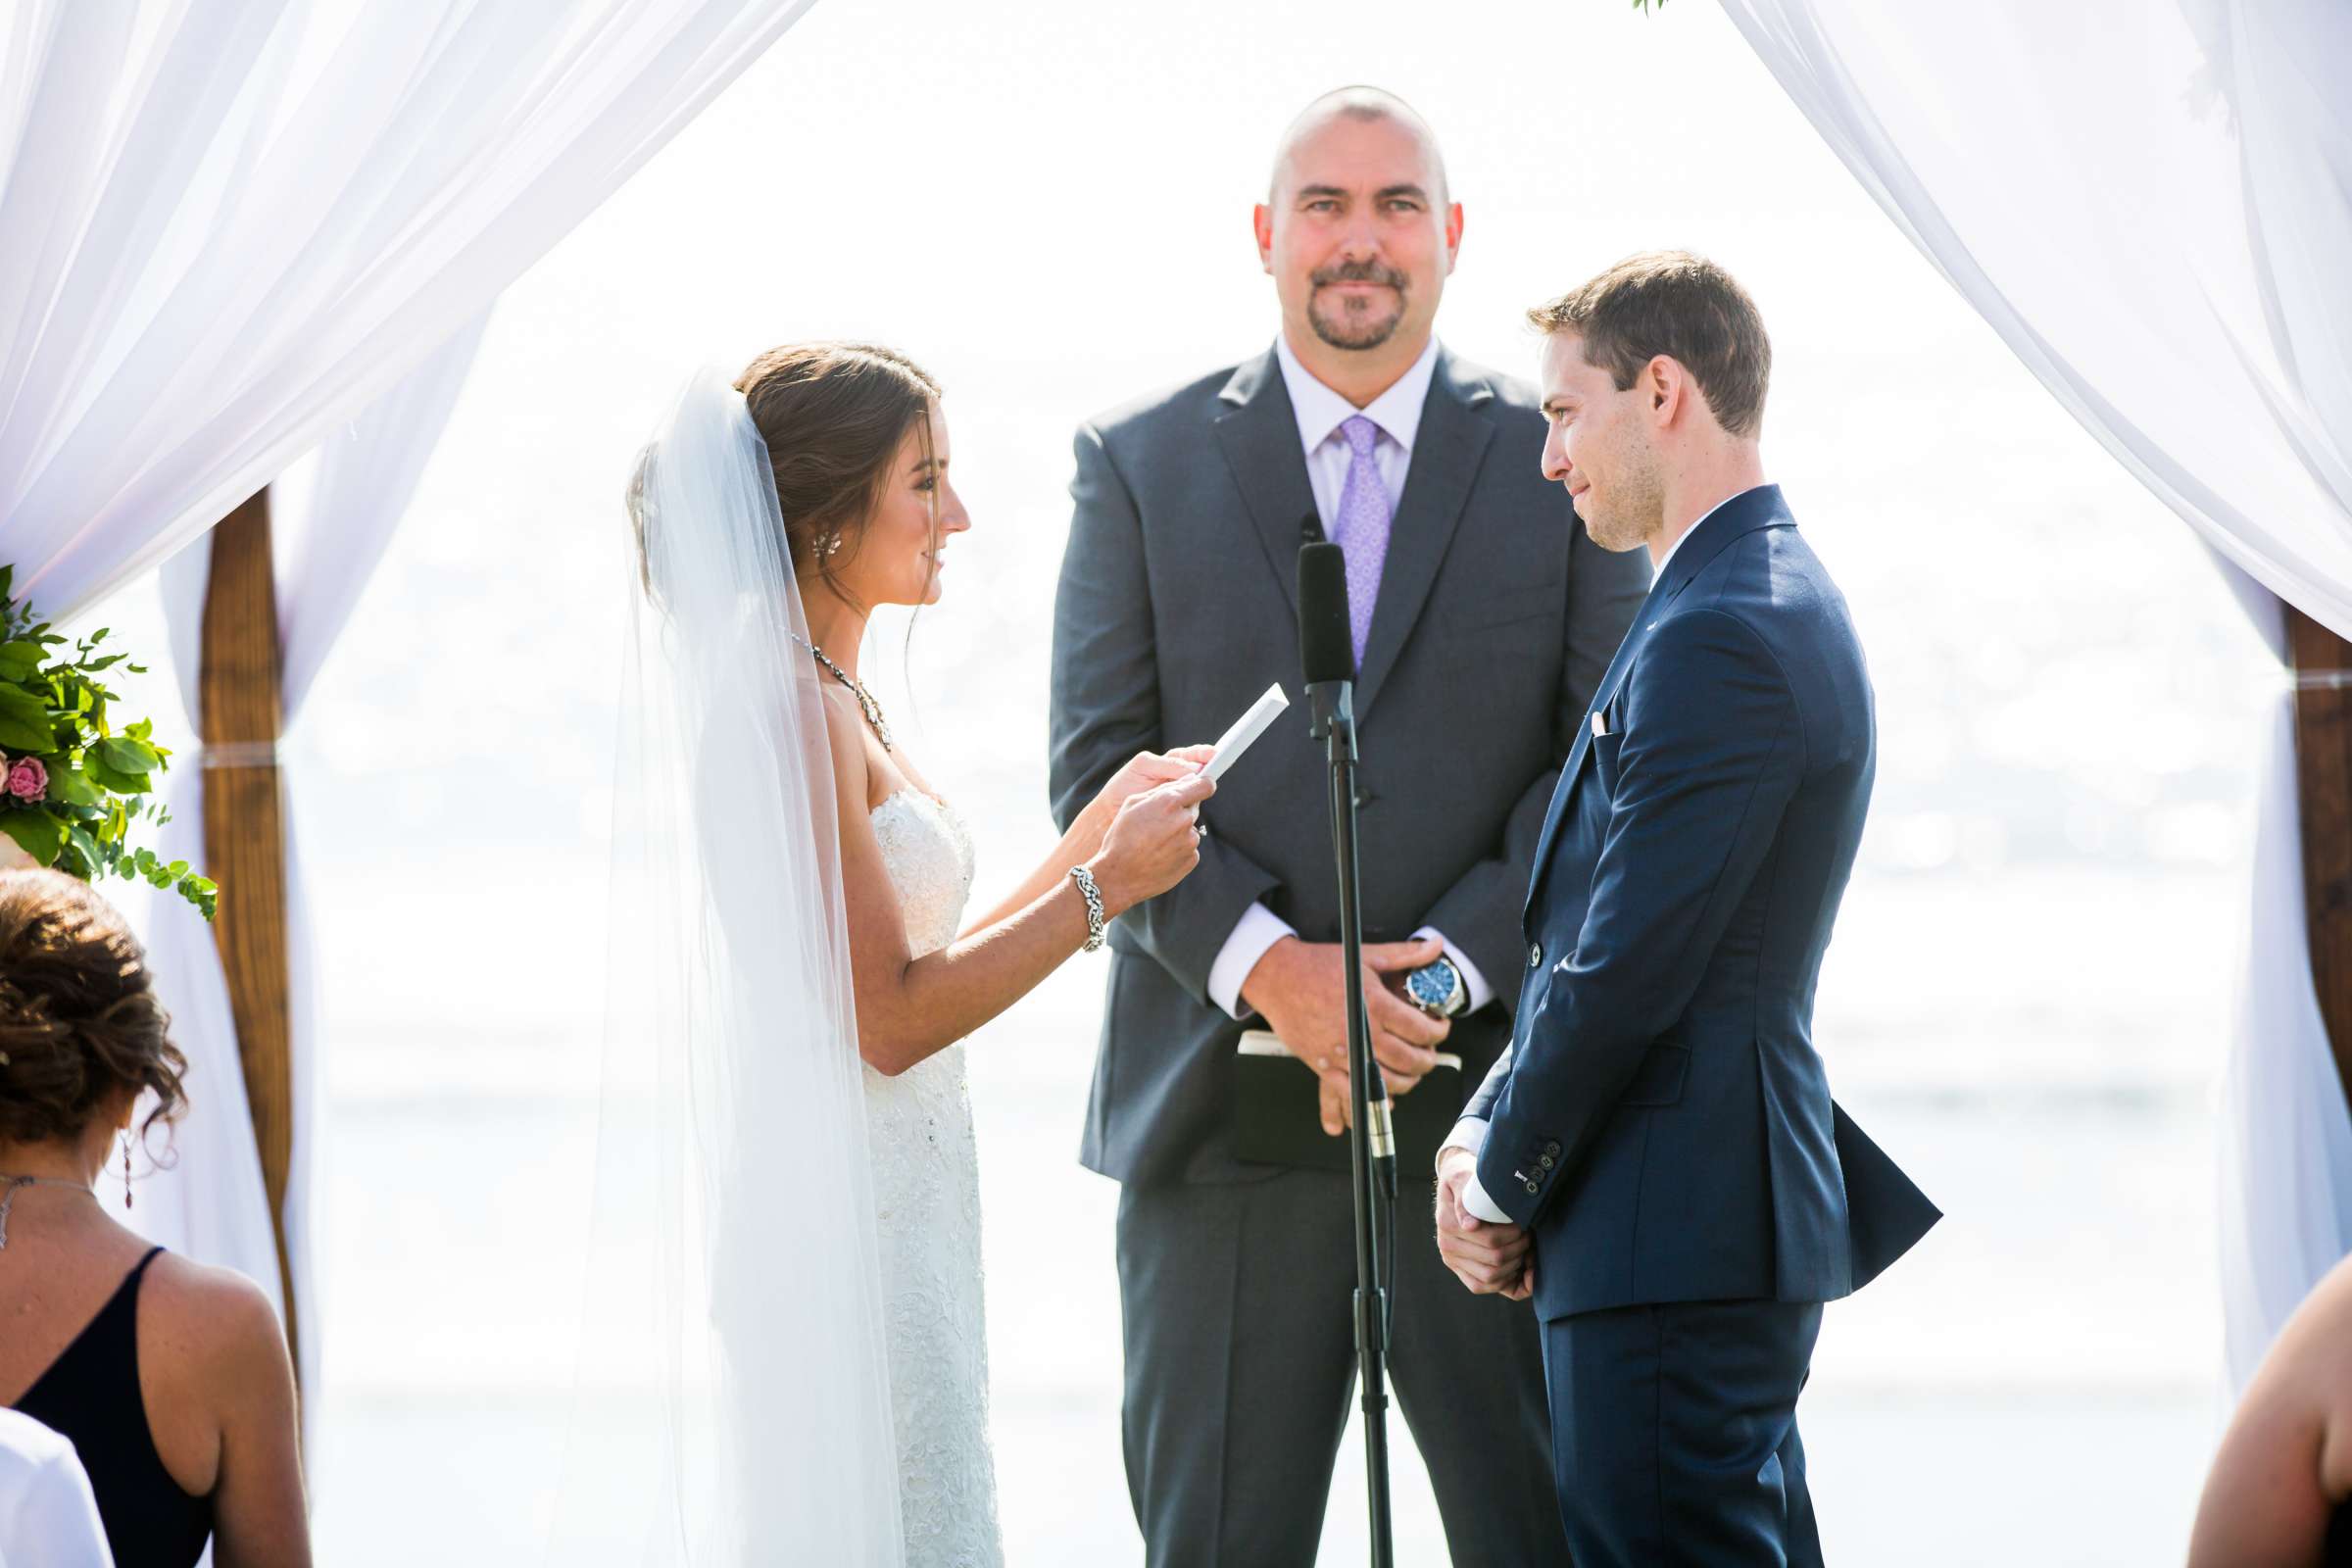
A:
[1307, 673, 1396, 1568]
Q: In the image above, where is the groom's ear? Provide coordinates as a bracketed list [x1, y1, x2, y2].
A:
[1643, 355, 1685, 427]
[1254, 204, 1276, 271]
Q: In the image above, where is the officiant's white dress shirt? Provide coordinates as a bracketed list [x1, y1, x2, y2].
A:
[1203, 334, 1498, 1021]
[1445, 490, 1754, 1225]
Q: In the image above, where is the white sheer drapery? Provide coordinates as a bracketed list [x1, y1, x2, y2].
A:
[113, 316, 488, 1447]
[0, 0, 820, 623]
[1716, 0, 2352, 1392]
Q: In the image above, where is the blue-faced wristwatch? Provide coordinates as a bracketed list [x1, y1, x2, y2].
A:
[1404, 955, 1467, 1017]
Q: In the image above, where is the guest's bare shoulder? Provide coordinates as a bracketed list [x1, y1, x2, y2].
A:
[2293, 1258, 2352, 1498]
[138, 1250, 291, 1392]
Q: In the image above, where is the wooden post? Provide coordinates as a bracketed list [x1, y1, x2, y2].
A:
[197, 489, 298, 1381]
[2289, 606, 2352, 1114]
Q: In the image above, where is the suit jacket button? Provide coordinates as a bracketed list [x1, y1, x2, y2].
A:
[1539, 1154, 1555, 1169]
[1544, 1140, 1562, 1157]
[1528, 944, 1542, 969]
[1523, 1179, 1540, 1194]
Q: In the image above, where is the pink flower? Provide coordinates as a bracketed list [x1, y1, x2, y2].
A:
[6, 756, 47, 803]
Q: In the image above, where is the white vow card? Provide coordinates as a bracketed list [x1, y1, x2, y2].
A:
[1237, 1029, 1462, 1072]
[1202, 684, 1291, 783]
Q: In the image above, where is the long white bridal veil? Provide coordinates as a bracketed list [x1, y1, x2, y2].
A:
[551, 367, 905, 1564]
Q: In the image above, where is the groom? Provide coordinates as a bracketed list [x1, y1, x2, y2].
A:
[1435, 251, 1942, 1564]
[1050, 89, 1649, 1563]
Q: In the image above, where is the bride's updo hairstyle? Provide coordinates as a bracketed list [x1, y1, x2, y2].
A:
[0, 868, 185, 1152]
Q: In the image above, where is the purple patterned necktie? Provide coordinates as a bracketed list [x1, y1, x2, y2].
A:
[1331, 414, 1392, 668]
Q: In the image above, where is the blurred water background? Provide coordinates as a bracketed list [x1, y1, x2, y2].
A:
[78, 1, 2279, 1560]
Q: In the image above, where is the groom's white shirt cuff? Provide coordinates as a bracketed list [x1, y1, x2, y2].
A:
[1206, 906, 1494, 1020]
[1440, 1116, 1514, 1224]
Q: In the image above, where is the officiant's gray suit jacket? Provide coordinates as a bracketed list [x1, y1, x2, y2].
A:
[1051, 343, 1651, 1186]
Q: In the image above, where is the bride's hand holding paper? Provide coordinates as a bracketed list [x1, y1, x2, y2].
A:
[1075, 746, 1215, 849]
[1087, 769, 1216, 914]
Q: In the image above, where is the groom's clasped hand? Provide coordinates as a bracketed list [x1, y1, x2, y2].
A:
[1434, 1145, 1532, 1299]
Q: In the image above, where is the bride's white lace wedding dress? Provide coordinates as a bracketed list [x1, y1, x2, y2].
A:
[862, 787, 1004, 1568]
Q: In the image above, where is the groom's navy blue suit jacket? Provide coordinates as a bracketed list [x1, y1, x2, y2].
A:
[1468, 485, 1938, 1320]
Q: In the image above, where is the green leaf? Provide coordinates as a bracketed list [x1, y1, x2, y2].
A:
[0, 809, 64, 865]
[85, 757, 150, 795]
[46, 767, 99, 808]
[65, 825, 102, 874]
[0, 686, 54, 752]
[96, 736, 162, 776]
[126, 718, 152, 742]
[176, 874, 217, 921]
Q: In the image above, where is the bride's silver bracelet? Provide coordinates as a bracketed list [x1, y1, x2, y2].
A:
[1068, 865, 1106, 953]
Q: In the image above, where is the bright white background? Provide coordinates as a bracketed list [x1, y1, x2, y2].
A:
[88, 0, 2277, 1560]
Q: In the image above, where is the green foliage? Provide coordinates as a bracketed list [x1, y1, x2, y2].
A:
[0, 569, 216, 919]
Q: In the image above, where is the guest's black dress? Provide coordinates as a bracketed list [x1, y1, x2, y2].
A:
[13, 1247, 215, 1567]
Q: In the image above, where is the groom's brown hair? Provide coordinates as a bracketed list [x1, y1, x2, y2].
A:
[1527, 251, 1771, 439]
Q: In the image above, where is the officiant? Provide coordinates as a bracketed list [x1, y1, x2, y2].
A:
[1049, 86, 1649, 1563]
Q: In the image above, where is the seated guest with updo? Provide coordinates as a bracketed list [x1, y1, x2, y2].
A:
[0, 869, 309, 1567]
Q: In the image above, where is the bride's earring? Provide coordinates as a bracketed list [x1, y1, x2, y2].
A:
[824, 532, 844, 557]
[121, 1132, 132, 1209]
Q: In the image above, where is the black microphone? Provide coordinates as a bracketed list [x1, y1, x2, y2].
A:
[1298, 541, 1354, 741]
[1297, 542, 1396, 1192]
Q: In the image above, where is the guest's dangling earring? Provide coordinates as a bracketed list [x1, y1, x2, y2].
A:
[121, 1132, 133, 1209]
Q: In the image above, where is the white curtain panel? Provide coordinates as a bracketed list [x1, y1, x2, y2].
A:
[1715, 0, 2352, 1392]
[116, 315, 488, 1452]
[0, 0, 819, 623]
[2207, 564, 2352, 1394]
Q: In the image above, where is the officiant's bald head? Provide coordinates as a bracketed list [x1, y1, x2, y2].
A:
[1268, 87, 1449, 207]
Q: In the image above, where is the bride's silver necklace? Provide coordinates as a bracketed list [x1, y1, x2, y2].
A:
[792, 634, 893, 752]
[0, 1173, 95, 1250]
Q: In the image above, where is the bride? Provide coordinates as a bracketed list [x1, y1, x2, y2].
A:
[565, 345, 1213, 1567]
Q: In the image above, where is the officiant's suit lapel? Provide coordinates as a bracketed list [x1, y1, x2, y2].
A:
[1211, 344, 1495, 720]
[1211, 350, 1319, 623]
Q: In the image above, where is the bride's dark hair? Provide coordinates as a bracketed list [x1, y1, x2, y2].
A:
[627, 343, 941, 606]
[729, 342, 942, 611]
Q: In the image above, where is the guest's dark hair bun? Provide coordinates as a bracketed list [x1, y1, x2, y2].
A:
[0, 869, 185, 1150]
